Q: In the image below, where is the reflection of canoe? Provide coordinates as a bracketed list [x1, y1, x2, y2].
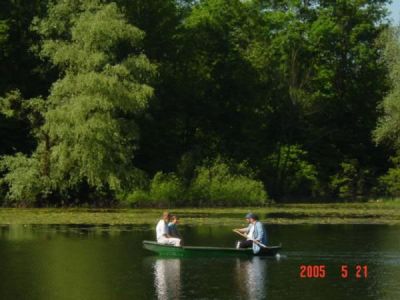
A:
[143, 241, 282, 257]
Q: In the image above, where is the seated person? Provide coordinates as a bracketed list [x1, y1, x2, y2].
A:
[168, 215, 182, 239]
[234, 213, 267, 249]
[156, 211, 181, 247]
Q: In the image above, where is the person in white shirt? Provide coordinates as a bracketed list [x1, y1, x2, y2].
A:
[156, 211, 181, 247]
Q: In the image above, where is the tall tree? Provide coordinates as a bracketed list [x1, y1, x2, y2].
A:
[374, 27, 400, 147]
[244, 0, 389, 197]
[1, 0, 156, 205]
[305, 0, 389, 184]
[134, 0, 266, 174]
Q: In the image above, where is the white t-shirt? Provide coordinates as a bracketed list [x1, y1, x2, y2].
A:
[247, 224, 255, 240]
[156, 220, 169, 240]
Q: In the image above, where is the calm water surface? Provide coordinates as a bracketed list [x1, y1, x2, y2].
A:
[0, 224, 399, 300]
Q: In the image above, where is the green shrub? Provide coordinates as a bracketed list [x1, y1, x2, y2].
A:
[378, 155, 400, 198]
[149, 172, 184, 206]
[120, 190, 151, 207]
[122, 159, 268, 207]
[378, 168, 400, 197]
[0, 153, 50, 206]
[121, 172, 184, 207]
[330, 159, 370, 200]
[188, 158, 268, 206]
[265, 144, 318, 197]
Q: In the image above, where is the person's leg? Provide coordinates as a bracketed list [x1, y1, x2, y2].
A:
[157, 237, 168, 244]
[158, 237, 181, 246]
[168, 237, 181, 247]
[239, 240, 253, 248]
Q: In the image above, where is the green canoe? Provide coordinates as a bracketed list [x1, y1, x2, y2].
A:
[143, 241, 282, 257]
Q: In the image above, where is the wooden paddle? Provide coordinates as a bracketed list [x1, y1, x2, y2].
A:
[233, 229, 268, 248]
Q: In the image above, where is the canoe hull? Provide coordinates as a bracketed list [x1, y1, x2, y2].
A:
[143, 241, 281, 257]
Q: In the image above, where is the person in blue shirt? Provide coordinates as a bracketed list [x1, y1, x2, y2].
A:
[168, 215, 182, 240]
[234, 213, 267, 253]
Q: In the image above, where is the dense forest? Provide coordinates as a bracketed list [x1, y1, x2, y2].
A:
[0, 0, 400, 207]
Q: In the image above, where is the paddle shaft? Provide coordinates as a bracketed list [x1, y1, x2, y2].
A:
[233, 229, 267, 248]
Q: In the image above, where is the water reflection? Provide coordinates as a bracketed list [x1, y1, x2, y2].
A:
[151, 257, 268, 299]
[0, 224, 151, 240]
[236, 257, 268, 299]
[153, 259, 181, 300]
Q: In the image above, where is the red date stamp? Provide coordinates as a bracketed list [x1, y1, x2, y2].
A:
[299, 265, 368, 279]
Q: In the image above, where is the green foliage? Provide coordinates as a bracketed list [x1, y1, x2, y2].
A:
[0, 154, 50, 205]
[330, 159, 370, 200]
[121, 172, 183, 207]
[136, 0, 389, 201]
[0, 90, 45, 163]
[357, 27, 400, 200]
[121, 190, 151, 207]
[374, 27, 400, 148]
[379, 168, 400, 198]
[0, 0, 395, 205]
[149, 172, 184, 205]
[39, 1, 155, 194]
[266, 145, 318, 198]
[0, 0, 51, 97]
[378, 155, 400, 197]
[1, 1, 156, 204]
[0, 90, 47, 133]
[188, 158, 268, 206]
[244, 0, 388, 198]
[122, 158, 267, 207]
[0, 20, 9, 47]
[176, 152, 198, 186]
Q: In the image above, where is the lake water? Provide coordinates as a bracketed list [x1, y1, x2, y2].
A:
[0, 224, 399, 300]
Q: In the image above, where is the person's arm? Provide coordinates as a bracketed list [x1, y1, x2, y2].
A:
[233, 227, 248, 233]
[234, 225, 251, 234]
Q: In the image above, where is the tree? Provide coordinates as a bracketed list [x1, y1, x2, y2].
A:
[245, 0, 389, 197]
[136, 0, 266, 173]
[1, 0, 156, 205]
[374, 27, 400, 147]
[373, 27, 400, 198]
[306, 0, 389, 186]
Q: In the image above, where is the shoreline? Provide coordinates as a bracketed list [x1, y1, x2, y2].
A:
[1, 203, 399, 225]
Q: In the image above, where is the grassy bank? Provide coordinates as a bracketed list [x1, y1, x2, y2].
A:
[1, 202, 400, 225]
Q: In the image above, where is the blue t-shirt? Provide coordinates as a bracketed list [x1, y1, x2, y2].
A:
[168, 223, 180, 238]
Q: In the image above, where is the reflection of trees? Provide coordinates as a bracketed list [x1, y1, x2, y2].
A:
[154, 259, 181, 300]
[0, 225, 115, 300]
[235, 257, 268, 299]
[0, 224, 151, 240]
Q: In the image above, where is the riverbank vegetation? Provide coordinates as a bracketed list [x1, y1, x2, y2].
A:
[0, 202, 400, 225]
[120, 158, 267, 207]
[1, 1, 400, 207]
